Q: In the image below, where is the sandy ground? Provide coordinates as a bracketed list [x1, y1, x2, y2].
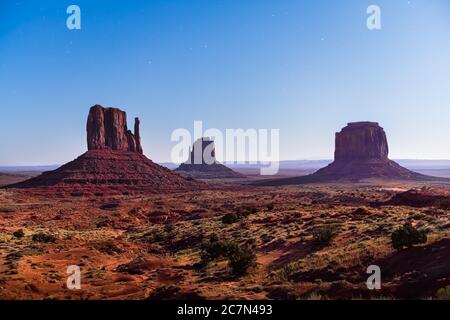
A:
[1, 179, 450, 300]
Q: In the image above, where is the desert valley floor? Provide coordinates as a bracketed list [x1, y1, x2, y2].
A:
[1, 177, 450, 300]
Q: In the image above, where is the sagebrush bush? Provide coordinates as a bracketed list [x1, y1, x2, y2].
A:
[312, 226, 337, 245]
[228, 247, 257, 276]
[99, 203, 119, 210]
[200, 236, 234, 265]
[222, 213, 241, 224]
[391, 223, 427, 251]
[439, 200, 450, 210]
[199, 235, 256, 276]
[32, 232, 57, 243]
[13, 229, 25, 239]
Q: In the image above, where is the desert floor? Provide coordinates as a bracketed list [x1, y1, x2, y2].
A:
[1, 179, 450, 300]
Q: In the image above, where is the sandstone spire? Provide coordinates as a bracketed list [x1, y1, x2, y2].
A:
[134, 117, 143, 154]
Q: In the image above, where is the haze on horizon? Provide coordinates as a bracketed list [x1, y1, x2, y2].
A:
[1, 0, 450, 166]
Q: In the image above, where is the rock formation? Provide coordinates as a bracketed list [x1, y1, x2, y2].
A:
[176, 138, 244, 179]
[6, 105, 200, 194]
[87, 105, 143, 153]
[334, 122, 388, 162]
[259, 122, 443, 185]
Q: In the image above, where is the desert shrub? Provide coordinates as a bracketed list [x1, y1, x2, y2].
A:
[222, 207, 258, 225]
[100, 203, 119, 210]
[200, 236, 234, 265]
[147, 230, 167, 243]
[228, 247, 257, 276]
[13, 229, 25, 239]
[267, 204, 275, 211]
[353, 207, 370, 215]
[436, 285, 450, 300]
[391, 223, 427, 251]
[271, 261, 302, 282]
[312, 226, 338, 245]
[199, 236, 256, 276]
[439, 200, 450, 210]
[164, 224, 175, 235]
[222, 213, 242, 225]
[32, 232, 57, 243]
[140, 224, 178, 244]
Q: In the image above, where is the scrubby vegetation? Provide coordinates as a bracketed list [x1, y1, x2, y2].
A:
[13, 229, 25, 239]
[2, 184, 450, 300]
[222, 212, 242, 224]
[32, 232, 57, 243]
[228, 246, 257, 276]
[312, 225, 338, 245]
[439, 200, 450, 210]
[199, 235, 256, 276]
[391, 223, 427, 251]
[100, 202, 120, 210]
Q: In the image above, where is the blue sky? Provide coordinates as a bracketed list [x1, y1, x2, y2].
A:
[1, 0, 450, 165]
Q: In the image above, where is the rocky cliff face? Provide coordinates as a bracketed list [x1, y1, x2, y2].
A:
[87, 105, 143, 154]
[335, 122, 389, 162]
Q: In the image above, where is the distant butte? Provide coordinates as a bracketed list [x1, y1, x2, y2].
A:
[259, 122, 445, 185]
[175, 138, 244, 179]
[6, 105, 200, 195]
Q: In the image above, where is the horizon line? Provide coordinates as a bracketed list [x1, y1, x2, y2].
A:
[3, 158, 450, 168]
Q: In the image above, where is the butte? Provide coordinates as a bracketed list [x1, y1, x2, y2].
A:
[260, 121, 445, 185]
[175, 138, 244, 179]
[6, 105, 200, 195]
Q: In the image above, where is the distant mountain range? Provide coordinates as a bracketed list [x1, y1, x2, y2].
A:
[2, 159, 450, 174]
[0, 165, 61, 173]
[159, 160, 450, 170]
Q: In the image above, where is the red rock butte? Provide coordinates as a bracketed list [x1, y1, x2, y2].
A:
[87, 105, 143, 154]
[175, 138, 244, 179]
[260, 121, 444, 185]
[6, 105, 200, 195]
